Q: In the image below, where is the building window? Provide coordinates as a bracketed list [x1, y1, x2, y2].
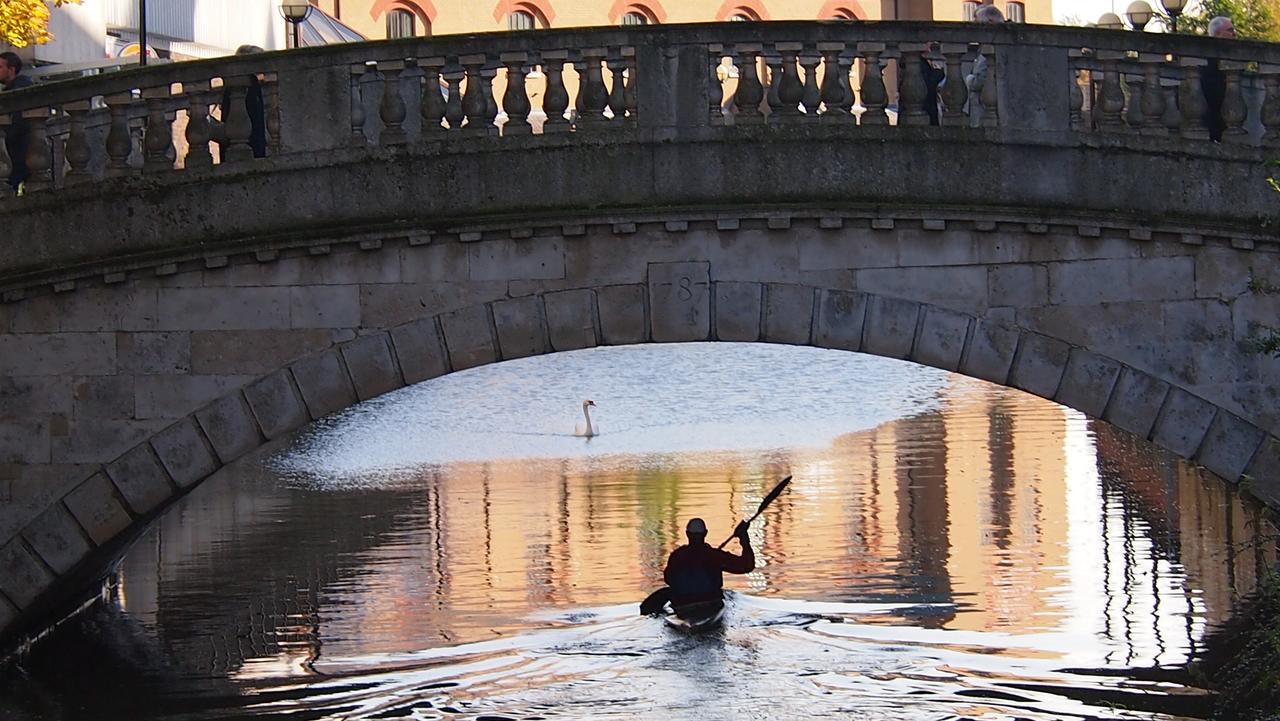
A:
[508, 9, 540, 29]
[1006, 1, 1024, 22]
[729, 12, 758, 21]
[386, 8, 416, 38]
[828, 9, 858, 20]
[622, 11, 649, 25]
[963, 0, 979, 21]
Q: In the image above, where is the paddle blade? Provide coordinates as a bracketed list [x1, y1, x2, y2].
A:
[640, 587, 672, 616]
[754, 475, 792, 515]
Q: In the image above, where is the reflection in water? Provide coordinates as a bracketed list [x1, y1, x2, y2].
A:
[3, 344, 1276, 720]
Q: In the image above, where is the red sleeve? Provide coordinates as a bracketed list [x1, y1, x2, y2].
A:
[716, 546, 755, 574]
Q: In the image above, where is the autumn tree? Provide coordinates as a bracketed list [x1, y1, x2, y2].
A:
[0, 0, 82, 49]
[1176, 0, 1280, 40]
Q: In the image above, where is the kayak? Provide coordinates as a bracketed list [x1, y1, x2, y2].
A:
[664, 599, 725, 633]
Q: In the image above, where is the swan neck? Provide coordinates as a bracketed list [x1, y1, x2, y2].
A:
[582, 404, 594, 435]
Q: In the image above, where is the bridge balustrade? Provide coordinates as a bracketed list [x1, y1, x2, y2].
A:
[0, 21, 1277, 199]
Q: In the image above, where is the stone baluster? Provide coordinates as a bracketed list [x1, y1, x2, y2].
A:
[940, 43, 967, 127]
[772, 43, 804, 121]
[1124, 73, 1144, 129]
[264, 73, 281, 154]
[542, 51, 570, 132]
[502, 51, 532, 135]
[979, 46, 999, 128]
[1097, 54, 1126, 131]
[20, 107, 53, 192]
[897, 42, 929, 127]
[733, 44, 765, 124]
[1137, 53, 1166, 136]
[105, 92, 136, 176]
[483, 65, 500, 124]
[709, 45, 725, 125]
[350, 64, 368, 145]
[575, 48, 609, 128]
[419, 58, 447, 134]
[222, 75, 253, 162]
[184, 81, 214, 169]
[840, 51, 857, 116]
[0, 117, 10, 198]
[461, 54, 496, 134]
[443, 61, 466, 130]
[764, 51, 783, 118]
[1069, 66, 1085, 131]
[1178, 58, 1208, 140]
[143, 84, 175, 172]
[607, 52, 627, 122]
[817, 43, 848, 122]
[858, 43, 887, 126]
[800, 51, 821, 119]
[1161, 79, 1181, 135]
[1221, 61, 1248, 143]
[1262, 66, 1280, 147]
[624, 48, 638, 123]
[378, 59, 407, 144]
[62, 100, 94, 184]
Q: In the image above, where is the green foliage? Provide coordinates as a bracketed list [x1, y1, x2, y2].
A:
[1197, 572, 1280, 720]
[1176, 0, 1280, 40]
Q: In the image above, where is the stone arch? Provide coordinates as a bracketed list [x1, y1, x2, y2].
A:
[818, 0, 865, 19]
[492, 0, 555, 26]
[2, 281, 1275, 651]
[370, 0, 438, 28]
[716, 0, 770, 21]
[608, 0, 667, 24]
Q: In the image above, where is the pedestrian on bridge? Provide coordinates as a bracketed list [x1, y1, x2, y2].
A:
[0, 51, 34, 192]
[1202, 16, 1237, 143]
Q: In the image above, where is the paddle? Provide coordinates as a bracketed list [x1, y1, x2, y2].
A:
[639, 475, 793, 616]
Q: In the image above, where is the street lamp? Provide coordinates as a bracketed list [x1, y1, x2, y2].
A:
[1160, 0, 1187, 32]
[281, 2, 313, 49]
[1126, 0, 1153, 30]
[1098, 12, 1125, 30]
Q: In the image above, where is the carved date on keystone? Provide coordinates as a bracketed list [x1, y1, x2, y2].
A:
[648, 261, 710, 342]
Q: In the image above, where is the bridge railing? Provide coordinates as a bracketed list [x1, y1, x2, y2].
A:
[2, 21, 1279, 199]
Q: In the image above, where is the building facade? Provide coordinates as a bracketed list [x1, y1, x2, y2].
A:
[309, 0, 1054, 42]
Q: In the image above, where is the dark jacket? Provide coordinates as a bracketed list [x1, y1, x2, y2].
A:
[920, 56, 946, 126]
[218, 75, 268, 158]
[4, 73, 34, 188]
[1202, 58, 1226, 142]
[663, 541, 755, 607]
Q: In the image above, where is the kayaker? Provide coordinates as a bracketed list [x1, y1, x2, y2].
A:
[663, 518, 755, 614]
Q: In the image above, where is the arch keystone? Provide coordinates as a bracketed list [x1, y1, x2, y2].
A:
[649, 262, 710, 343]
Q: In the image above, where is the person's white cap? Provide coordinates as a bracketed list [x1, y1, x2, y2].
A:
[686, 518, 707, 534]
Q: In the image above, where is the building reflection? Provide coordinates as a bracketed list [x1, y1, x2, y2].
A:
[102, 377, 1277, 680]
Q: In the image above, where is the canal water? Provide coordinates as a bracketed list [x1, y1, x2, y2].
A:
[3, 343, 1276, 721]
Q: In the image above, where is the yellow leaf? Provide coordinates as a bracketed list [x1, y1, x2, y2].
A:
[0, 0, 82, 48]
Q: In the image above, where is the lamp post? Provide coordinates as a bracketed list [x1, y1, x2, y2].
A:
[1126, 0, 1153, 30]
[138, 0, 147, 66]
[1098, 12, 1125, 30]
[281, 2, 313, 49]
[1160, 0, 1187, 32]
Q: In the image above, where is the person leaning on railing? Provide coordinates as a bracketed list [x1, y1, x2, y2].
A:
[964, 3, 1004, 125]
[210, 45, 269, 159]
[0, 51, 34, 192]
[1202, 15, 1237, 142]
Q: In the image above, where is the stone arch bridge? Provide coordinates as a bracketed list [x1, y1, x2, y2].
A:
[1, 21, 1279, 649]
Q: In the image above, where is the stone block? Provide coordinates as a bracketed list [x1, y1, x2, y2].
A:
[0, 595, 16, 630]
[341, 333, 403, 401]
[441, 305, 498, 370]
[469, 238, 565, 281]
[1196, 411, 1266, 482]
[63, 473, 132, 546]
[157, 287, 291, 331]
[50, 419, 167, 465]
[291, 350, 358, 418]
[401, 242, 469, 283]
[1048, 257, 1194, 305]
[856, 266, 988, 315]
[862, 296, 920, 360]
[1008, 333, 1070, 400]
[913, 306, 970, 372]
[0, 419, 50, 464]
[150, 417, 219, 488]
[1243, 436, 1280, 507]
[813, 289, 867, 352]
[0, 539, 54, 608]
[492, 296, 549, 360]
[290, 286, 362, 329]
[649, 262, 710, 343]
[1163, 299, 1233, 344]
[22, 503, 91, 575]
[135, 375, 252, 420]
[1130, 256, 1196, 302]
[195, 393, 263, 464]
[1194, 248, 1253, 300]
[0, 377, 71, 416]
[72, 376, 134, 419]
[597, 284, 647, 346]
[988, 264, 1048, 308]
[11, 288, 159, 333]
[764, 284, 815, 345]
[960, 320, 1019, 385]
[191, 329, 342, 375]
[715, 282, 763, 342]
[0, 333, 116, 376]
[798, 229, 898, 271]
[1150, 387, 1217, 459]
[309, 248, 401, 285]
[545, 289, 598, 351]
[105, 444, 175, 515]
[1055, 348, 1122, 418]
[390, 318, 451, 384]
[244, 370, 310, 438]
[1102, 368, 1170, 439]
[359, 281, 506, 329]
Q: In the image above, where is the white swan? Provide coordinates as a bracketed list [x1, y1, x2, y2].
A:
[575, 399, 599, 437]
